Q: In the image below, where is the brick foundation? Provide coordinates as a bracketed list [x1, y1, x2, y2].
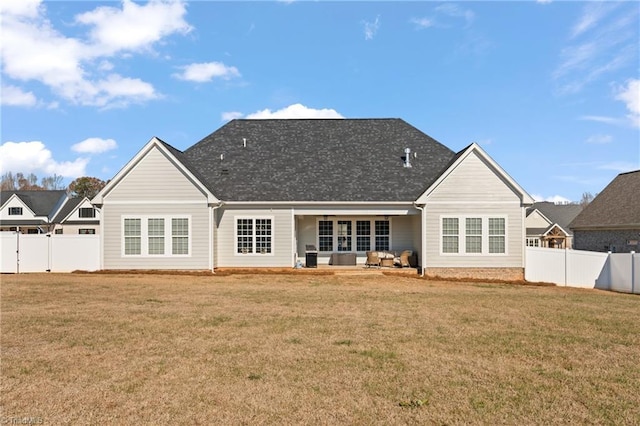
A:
[425, 267, 524, 281]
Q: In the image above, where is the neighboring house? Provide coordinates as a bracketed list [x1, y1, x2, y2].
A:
[0, 191, 100, 235]
[92, 119, 534, 279]
[570, 170, 640, 253]
[52, 197, 101, 235]
[525, 202, 583, 249]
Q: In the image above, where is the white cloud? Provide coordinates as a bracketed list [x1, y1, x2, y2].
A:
[571, 2, 617, 39]
[245, 103, 344, 119]
[553, 3, 637, 94]
[434, 4, 475, 27]
[74, 0, 192, 56]
[410, 17, 434, 29]
[173, 62, 241, 83]
[536, 0, 553, 4]
[0, 141, 88, 177]
[1, 85, 37, 107]
[0, 0, 42, 19]
[1, 0, 190, 108]
[585, 134, 613, 144]
[615, 79, 640, 127]
[579, 115, 624, 125]
[531, 194, 572, 204]
[221, 111, 244, 122]
[597, 161, 637, 173]
[363, 16, 380, 40]
[71, 138, 117, 154]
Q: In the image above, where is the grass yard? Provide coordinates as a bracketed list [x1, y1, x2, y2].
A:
[1, 273, 639, 425]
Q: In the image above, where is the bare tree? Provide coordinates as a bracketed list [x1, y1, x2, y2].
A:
[579, 192, 594, 208]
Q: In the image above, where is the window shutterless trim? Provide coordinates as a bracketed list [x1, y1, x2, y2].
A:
[121, 215, 191, 257]
[234, 216, 275, 256]
[439, 215, 508, 256]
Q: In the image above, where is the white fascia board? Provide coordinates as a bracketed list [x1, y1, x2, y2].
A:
[415, 143, 535, 205]
[222, 201, 414, 206]
[92, 137, 219, 206]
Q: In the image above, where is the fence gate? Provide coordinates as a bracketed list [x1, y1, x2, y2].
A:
[0, 232, 100, 273]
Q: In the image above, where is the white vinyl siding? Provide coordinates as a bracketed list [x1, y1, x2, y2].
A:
[103, 205, 209, 270]
[424, 150, 525, 268]
[106, 147, 206, 202]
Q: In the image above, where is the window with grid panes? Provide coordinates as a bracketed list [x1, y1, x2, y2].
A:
[465, 218, 482, 253]
[337, 221, 352, 251]
[374, 220, 390, 251]
[124, 218, 141, 255]
[172, 218, 189, 255]
[236, 219, 253, 254]
[318, 220, 333, 252]
[442, 218, 459, 253]
[489, 218, 506, 253]
[148, 218, 165, 255]
[356, 221, 371, 252]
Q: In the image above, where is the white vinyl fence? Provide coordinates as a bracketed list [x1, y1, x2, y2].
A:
[525, 247, 639, 294]
[0, 232, 100, 273]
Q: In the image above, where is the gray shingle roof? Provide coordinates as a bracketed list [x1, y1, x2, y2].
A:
[52, 197, 84, 223]
[183, 119, 456, 202]
[1, 190, 67, 217]
[570, 170, 640, 229]
[527, 202, 583, 235]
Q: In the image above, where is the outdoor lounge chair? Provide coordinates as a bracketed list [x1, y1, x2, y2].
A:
[399, 250, 412, 267]
[365, 251, 381, 268]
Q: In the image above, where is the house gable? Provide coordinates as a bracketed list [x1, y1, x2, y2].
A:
[93, 137, 219, 206]
[416, 143, 534, 204]
[0, 194, 36, 220]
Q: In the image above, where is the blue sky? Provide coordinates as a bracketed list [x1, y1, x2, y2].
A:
[1, 0, 638, 203]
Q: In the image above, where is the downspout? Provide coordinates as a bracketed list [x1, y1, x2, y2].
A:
[210, 202, 224, 273]
[414, 203, 426, 277]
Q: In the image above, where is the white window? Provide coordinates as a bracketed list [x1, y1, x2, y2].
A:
[79, 229, 95, 235]
[318, 220, 333, 252]
[148, 218, 165, 255]
[356, 221, 371, 252]
[9, 207, 22, 216]
[172, 218, 189, 255]
[337, 220, 352, 251]
[442, 218, 459, 253]
[441, 216, 507, 255]
[375, 220, 390, 251]
[465, 218, 482, 253]
[236, 218, 272, 255]
[317, 218, 390, 252]
[526, 238, 540, 247]
[489, 218, 506, 254]
[124, 218, 141, 255]
[122, 216, 190, 256]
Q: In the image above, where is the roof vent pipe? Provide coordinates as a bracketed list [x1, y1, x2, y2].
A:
[404, 148, 412, 168]
[243, 138, 246, 148]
